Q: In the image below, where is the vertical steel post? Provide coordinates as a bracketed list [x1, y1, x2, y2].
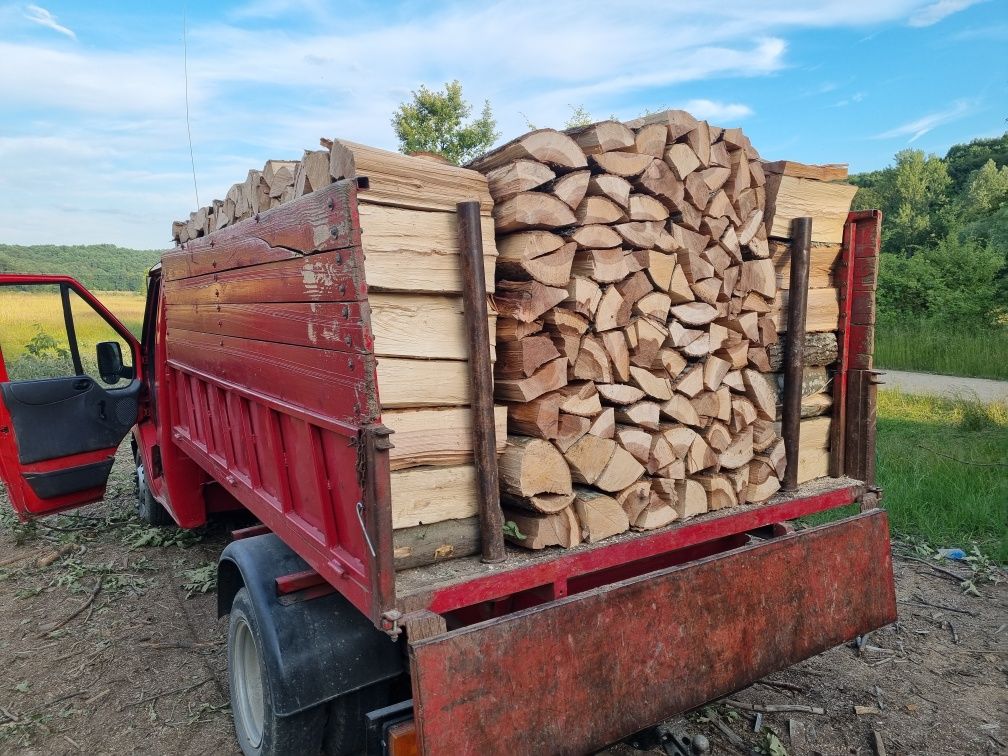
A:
[782, 217, 812, 491]
[456, 201, 506, 563]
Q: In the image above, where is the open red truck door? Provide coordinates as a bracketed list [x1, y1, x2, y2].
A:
[0, 275, 143, 517]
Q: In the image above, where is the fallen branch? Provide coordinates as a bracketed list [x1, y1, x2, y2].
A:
[119, 676, 215, 711]
[724, 699, 826, 715]
[755, 678, 805, 695]
[916, 444, 1008, 468]
[898, 597, 976, 617]
[705, 708, 746, 750]
[39, 578, 102, 636]
[901, 556, 969, 584]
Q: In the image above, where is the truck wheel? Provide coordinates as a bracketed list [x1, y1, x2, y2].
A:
[228, 587, 327, 756]
[134, 451, 174, 526]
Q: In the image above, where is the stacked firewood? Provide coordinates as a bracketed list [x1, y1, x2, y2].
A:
[469, 111, 785, 549]
[762, 161, 859, 484]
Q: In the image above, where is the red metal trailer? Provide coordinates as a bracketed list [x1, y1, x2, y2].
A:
[0, 179, 893, 755]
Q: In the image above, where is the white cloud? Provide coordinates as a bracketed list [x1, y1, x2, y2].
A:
[872, 100, 972, 141]
[0, 0, 991, 247]
[908, 0, 984, 26]
[23, 4, 76, 39]
[833, 91, 866, 107]
[677, 99, 754, 121]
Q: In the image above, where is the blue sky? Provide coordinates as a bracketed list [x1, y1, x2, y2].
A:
[1, 0, 1005, 249]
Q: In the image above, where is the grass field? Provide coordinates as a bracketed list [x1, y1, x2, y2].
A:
[0, 289, 146, 381]
[875, 321, 1008, 380]
[809, 389, 1008, 562]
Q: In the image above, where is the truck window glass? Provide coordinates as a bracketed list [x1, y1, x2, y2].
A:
[0, 283, 75, 381]
[67, 289, 134, 387]
[0, 283, 135, 387]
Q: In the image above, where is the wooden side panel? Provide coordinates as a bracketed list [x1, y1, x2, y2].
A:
[772, 288, 840, 333]
[163, 252, 364, 306]
[167, 329, 377, 425]
[166, 302, 371, 353]
[162, 180, 362, 281]
[162, 181, 397, 627]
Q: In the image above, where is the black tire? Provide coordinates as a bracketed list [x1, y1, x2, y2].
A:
[134, 450, 175, 527]
[227, 587, 327, 756]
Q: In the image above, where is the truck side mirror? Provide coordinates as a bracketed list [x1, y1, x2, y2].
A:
[96, 341, 125, 384]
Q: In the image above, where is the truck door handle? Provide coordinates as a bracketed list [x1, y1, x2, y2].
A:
[97, 400, 107, 421]
[73, 378, 91, 391]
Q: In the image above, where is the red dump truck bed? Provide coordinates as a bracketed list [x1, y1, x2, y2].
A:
[0, 178, 893, 755]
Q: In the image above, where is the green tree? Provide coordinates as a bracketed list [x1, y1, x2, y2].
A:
[877, 232, 1006, 328]
[391, 80, 499, 165]
[965, 159, 1008, 218]
[944, 132, 1008, 194]
[853, 150, 952, 255]
[0, 244, 159, 292]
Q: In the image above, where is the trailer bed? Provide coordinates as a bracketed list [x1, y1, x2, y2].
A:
[395, 476, 865, 614]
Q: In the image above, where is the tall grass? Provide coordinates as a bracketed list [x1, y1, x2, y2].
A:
[875, 390, 1008, 562]
[0, 290, 146, 382]
[875, 320, 1008, 380]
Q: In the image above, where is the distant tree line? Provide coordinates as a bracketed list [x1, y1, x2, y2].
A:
[0, 244, 160, 292]
[850, 133, 1008, 330]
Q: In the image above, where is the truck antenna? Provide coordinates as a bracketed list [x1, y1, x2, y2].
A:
[183, 5, 200, 210]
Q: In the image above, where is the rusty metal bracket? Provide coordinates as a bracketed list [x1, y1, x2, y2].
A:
[860, 486, 883, 512]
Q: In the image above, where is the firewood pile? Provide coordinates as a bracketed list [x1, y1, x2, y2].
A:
[466, 111, 786, 548]
[169, 108, 859, 560]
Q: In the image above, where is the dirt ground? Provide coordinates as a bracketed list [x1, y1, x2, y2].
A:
[0, 446, 1004, 756]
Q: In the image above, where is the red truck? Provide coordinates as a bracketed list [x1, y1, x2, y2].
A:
[0, 179, 894, 756]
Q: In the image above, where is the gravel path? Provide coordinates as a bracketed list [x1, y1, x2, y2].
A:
[881, 369, 1008, 403]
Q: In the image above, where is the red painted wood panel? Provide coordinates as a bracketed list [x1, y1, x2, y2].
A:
[163, 252, 365, 306]
[165, 302, 371, 353]
[410, 511, 896, 756]
[166, 328, 377, 426]
[162, 181, 362, 281]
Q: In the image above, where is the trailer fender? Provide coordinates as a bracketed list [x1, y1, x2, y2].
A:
[217, 534, 404, 717]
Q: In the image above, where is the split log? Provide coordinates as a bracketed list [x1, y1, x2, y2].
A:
[495, 356, 568, 402]
[564, 435, 617, 485]
[614, 401, 660, 430]
[494, 192, 577, 232]
[495, 335, 561, 379]
[674, 478, 708, 518]
[469, 129, 588, 173]
[589, 151, 654, 178]
[499, 436, 573, 497]
[573, 489, 630, 542]
[594, 446, 646, 492]
[546, 170, 591, 210]
[587, 174, 632, 208]
[485, 160, 556, 202]
[502, 491, 576, 514]
[495, 280, 568, 323]
[503, 507, 581, 549]
[567, 120, 635, 154]
[564, 224, 622, 249]
[507, 393, 562, 439]
[496, 242, 575, 287]
[695, 473, 738, 511]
